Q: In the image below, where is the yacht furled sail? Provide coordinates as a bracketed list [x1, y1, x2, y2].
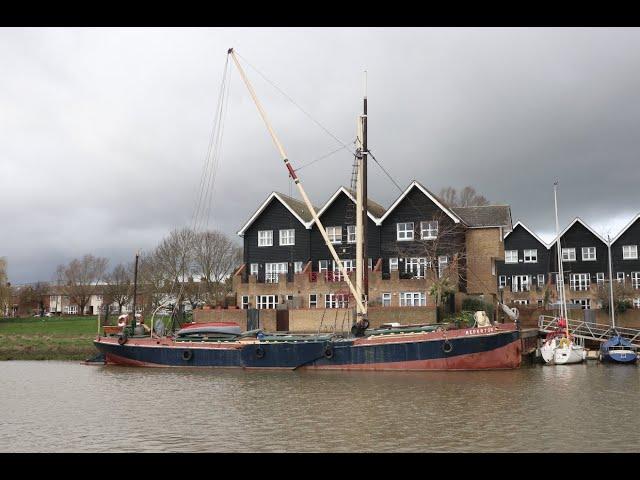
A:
[92, 48, 522, 370]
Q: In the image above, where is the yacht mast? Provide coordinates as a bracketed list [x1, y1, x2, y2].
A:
[607, 234, 616, 329]
[553, 181, 569, 337]
[227, 48, 367, 318]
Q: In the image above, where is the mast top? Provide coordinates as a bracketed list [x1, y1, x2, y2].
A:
[227, 48, 234, 54]
[364, 70, 367, 99]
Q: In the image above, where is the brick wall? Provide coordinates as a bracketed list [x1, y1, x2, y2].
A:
[465, 227, 503, 296]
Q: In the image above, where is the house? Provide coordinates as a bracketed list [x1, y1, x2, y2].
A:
[610, 213, 640, 309]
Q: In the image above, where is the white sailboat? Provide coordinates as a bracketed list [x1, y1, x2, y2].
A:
[541, 181, 586, 365]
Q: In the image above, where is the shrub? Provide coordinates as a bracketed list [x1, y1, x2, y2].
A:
[461, 297, 494, 317]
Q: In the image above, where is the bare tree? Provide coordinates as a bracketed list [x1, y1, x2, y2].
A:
[595, 281, 635, 315]
[155, 227, 196, 283]
[0, 258, 12, 316]
[438, 186, 490, 207]
[17, 282, 49, 316]
[56, 254, 108, 315]
[138, 251, 168, 315]
[193, 230, 242, 305]
[104, 263, 133, 314]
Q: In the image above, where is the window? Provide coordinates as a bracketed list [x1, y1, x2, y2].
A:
[634, 298, 640, 309]
[309, 294, 317, 308]
[617, 272, 625, 284]
[438, 256, 448, 278]
[505, 250, 518, 264]
[333, 259, 355, 281]
[513, 299, 529, 305]
[389, 258, 399, 271]
[265, 263, 287, 283]
[68, 305, 78, 315]
[582, 247, 596, 261]
[396, 222, 414, 241]
[498, 275, 507, 288]
[572, 299, 591, 310]
[405, 257, 429, 278]
[256, 295, 277, 309]
[512, 275, 531, 293]
[623, 245, 638, 260]
[562, 248, 576, 261]
[347, 225, 356, 243]
[241, 296, 249, 309]
[325, 294, 348, 309]
[399, 292, 426, 307]
[327, 226, 342, 244]
[420, 221, 438, 240]
[258, 230, 273, 247]
[537, 274, 545, 287]
[250, 263, 259, 276]
[632, 272, 640, 289]
[382, 293, 391, 307]
[279, 229, 295, 246]
[537, 300, 544, 307]
[319, 260, 329, 273]
[524, 249, 538, 263]
[368, 258, 373, 271]
[570, 273, 590, 291]
[596, 272, 605, 286]
[294, 261, 303, 274]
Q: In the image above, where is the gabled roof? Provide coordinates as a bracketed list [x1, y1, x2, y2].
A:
[315, 186, 385, 224]
[378, 180, 462, 224]
[237, 192, 317, 236]
[504, 220, 549, 248]
[610, 212, 640, 245]
[452, 205, 512, 229]
[548, 217, 608, 247]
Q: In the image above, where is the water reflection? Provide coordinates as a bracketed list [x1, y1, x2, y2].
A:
[0, 361, 638, 452]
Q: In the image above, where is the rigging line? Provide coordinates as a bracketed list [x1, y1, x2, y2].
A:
[192, 55, 230, 231]
[294, 143, 353, 172]
[234, 51, 357, 156]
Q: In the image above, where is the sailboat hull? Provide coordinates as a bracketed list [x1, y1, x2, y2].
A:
[600, 349, 638, 364]
[93, 324, 522, 371]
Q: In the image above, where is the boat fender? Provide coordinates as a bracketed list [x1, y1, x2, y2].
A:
[442, 340, 453, 353]
[182, 350, 193, 361]
[323, 345, 334, 359]
[117, 334, 128, 346]
[255, 346, 265, 359]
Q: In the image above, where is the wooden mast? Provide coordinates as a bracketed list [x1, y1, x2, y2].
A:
[227, 48, 367, 318]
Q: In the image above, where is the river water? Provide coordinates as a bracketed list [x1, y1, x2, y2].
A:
[0, 361, 638, 452]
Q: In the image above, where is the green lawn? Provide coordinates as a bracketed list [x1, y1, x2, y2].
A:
[0, 316, 102, 360]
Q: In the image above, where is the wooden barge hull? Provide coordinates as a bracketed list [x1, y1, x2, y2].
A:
[93, 324, 522, 371]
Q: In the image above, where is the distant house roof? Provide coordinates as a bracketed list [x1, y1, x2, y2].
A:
[237, 192, 318, 236]
[452, 205, 512, 229]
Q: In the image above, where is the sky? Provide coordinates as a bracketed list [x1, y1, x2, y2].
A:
[2, 27, 640, 284]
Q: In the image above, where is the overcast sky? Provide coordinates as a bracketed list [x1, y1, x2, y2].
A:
[2, 27, 640, 284]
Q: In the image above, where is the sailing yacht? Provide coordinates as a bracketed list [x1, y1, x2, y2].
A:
[92, 48, 522, 370]
[540, 182, 586, 365]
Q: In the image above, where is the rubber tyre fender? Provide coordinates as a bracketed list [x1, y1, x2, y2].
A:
[323, 345, 334, 359]
[117, 334, 128, 346]
[255, 346, 266, 359]
[182, 350, 193, 361]
[442, 340, 453, 354]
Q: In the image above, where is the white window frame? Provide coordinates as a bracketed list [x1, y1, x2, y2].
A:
[505, 250, 518, 264]
[399, 292, 426, 307]
[438, 256, 448, 278]
[382, 293, 391, 307]
[420, 221, 438, 240]
[537, 274, 545, 286]
[332, 259, 355, 282]
[524, 249, 538, 263]
[617, 272, 626, 284]
[256, 295, 277, 310]
[581, 247, 596, 261]
[265, 262, 288, 283]
[309, 294, 317, 308]
[632, 272, 640, 289]
[347, 225, 356, 243]
[633, 298, 640, 309]
[327, 226, 342, 244]
[250, 263, 259, 277]
[623, 245, 638, 260]
[389, 258, 399, 271]
[513, 299, 529, 306]
[562, 248, 576, 262]
[325, 293, 348, 309]
[571, 298, 591, 310]
[498, 275, 507, 288]
[570, 273, 590, 291]
[405, 257, 429, 278]
[279, 229, 295, 246]
[258, 230, 273, 247]
[512, 275, 531, 293]
[396, 222, 414, 241]
[596, 272, 605, 286]
[294, 261, 303, 274]
[241, 295, 250, 309]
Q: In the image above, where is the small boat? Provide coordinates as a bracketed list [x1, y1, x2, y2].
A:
[599, 335, 638, 364]
[176, 322, 242, 337]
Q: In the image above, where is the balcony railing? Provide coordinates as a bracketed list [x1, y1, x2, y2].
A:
[309, 271, 353, 282]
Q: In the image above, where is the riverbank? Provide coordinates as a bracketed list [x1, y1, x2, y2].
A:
[0, 316, 100, 360]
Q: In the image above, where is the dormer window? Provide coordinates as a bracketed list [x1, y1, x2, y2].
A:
[397, 222, 414, 241]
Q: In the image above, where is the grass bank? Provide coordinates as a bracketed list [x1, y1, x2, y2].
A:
[0, 316, 101, 360]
